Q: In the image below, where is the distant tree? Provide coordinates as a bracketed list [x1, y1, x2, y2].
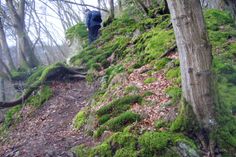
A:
[6, 0, 39, 68]
[167, 0, 217, 155]
[109, 0, 115, 20]
[0, 17, 15, 70]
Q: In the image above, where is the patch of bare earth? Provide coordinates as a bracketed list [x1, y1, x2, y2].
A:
[0, 80, 96, 157]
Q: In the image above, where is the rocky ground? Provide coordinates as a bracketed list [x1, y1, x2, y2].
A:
[0, 80, 96, 157]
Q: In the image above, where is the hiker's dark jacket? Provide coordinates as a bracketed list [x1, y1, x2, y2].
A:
[86, 11, 102, 29]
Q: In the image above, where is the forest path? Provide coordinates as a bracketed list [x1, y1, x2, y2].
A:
[0, 80, 96, 157]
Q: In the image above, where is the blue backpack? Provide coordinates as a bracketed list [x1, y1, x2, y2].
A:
[91, 11, 102, 23]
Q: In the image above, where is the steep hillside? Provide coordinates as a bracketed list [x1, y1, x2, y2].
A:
[69, 9, 236, 156]
[0, 7, 236, 157]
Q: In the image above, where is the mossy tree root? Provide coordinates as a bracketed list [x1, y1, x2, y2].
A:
[0, 63, 87, 109]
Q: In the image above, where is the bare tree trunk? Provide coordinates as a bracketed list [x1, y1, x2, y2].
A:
[0, 17, 15, 70]
[109, 0, 115, 19]
[6, 0, 39, 68]
[118, 0, 122, 12]
[167, 0, 216, 140]
[0, 78, 6, 101]
[134, 0, 149, 16]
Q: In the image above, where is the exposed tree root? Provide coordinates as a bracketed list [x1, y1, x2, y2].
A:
[0, 64, 87, 109]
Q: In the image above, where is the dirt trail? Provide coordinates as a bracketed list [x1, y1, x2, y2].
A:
[0, 80, 96, 157]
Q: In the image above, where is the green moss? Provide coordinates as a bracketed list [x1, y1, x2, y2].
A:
[144, 77, 156, 84]
[95, 112, 140, 137]
[73, 110, 86, 130]
[26, 67, 46, 85]
[170, 99, 197, 132]
[155, 58, 171, 70]
[2, 105, 22, 129]
[98, 114, 111, 125]
[71, 145, 90, 157]
[26, 86, 52, 108]
[105, 64, 125, 85]
[114, 148, 137, 157]
[91, 143, 112, 157]
[166, 68, 181, 80]
[165, 87, 182, 104]
[154, 119, 167, 129]
[139, 132, 172, 155]
[139, 132, 196, 156]
[96, 95, 142, 117]
[106, 111, 140, 131]
[66, 23, 88, 40]
[109, 132, 137, 149]
[204, 9, 234, 31]
[124, 86, 140, 95]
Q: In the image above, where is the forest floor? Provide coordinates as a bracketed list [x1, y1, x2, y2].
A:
[0, 80, 97, 157]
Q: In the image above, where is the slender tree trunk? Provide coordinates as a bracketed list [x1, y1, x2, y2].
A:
[0, 18, 15, 70]
[6, 0, 39, 68]
[118, 0, 122, 12]
[109, 0, 115, 19]
[135, 0, 149, 16]
[167, 0, 216, 133]
[0, 78, 6, 101]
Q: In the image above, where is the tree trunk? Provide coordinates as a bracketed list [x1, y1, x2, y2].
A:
[118, 0, 122, 12]
[0, 18, 16, 70]
[135, 0, 149, 16]
[0, 78, 6, 101]
[109, 0, 115, 19]
[6, 0, 39, 68]
[167, 0, 216, 132]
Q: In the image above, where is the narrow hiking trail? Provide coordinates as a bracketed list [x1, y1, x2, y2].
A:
[0, 80, 96, 157]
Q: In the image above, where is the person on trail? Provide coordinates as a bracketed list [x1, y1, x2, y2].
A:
[85, 9, 102, 44]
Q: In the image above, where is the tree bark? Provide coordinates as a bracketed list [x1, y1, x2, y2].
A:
[167, 0, 216, 131]
[0, 18, 16, 70]
[6, 0, 39, 68]
[109, 0, 115, 20]
[118, 0, 122, 12]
